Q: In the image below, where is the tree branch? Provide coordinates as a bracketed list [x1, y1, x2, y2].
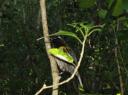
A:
[37, 0, 59, 95]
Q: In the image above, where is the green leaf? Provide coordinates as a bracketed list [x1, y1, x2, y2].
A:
[112, 0, 123, 16]
[106, 0, 114, 8]
[116, 93, 121, 95]
[48, 48, 74, 63]
[51, 30, 82, 44]
[98, 9, 107, 19]
[123, 0, 128, 10]
[117, 30, 128, 41]
[80, 23, 91, 33]
[0, 44, 4, 47]
[78, 0, 96, 9]
[86, 24, 104, 36]
[79, 85, 84, 92]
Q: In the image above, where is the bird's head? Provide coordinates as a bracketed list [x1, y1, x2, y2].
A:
[50, 36, 66, 48]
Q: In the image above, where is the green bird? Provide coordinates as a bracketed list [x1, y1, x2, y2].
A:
[50, 36, 83, 88]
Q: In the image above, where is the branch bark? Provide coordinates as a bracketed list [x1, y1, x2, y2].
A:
[38, 0, 59, 95]
[114, 20, 124, 95]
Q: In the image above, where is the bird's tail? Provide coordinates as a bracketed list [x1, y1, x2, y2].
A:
[76, 72, 83, 88]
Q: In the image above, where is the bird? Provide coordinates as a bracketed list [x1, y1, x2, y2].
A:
[50, 36, 83, 88]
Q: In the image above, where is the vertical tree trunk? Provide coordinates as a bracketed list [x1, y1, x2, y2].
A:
[114, 21, 124, 95]
[39, 0, 59, 95]
[115, 39, 124, 95]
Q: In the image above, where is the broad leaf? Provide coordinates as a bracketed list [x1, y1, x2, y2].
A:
[51, 30, 82, 44]
[107, 0, 114, 8]
[123, 0, 128, 10]
[116, 93, 121, 95]
[79, 0, 96, 9]
[112, 0, 123, 16]
[0, 44, 4, 47]
[98, 9, 107, 19]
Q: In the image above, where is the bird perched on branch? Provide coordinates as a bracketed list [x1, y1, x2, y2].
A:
[50, 36, 83, 88]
